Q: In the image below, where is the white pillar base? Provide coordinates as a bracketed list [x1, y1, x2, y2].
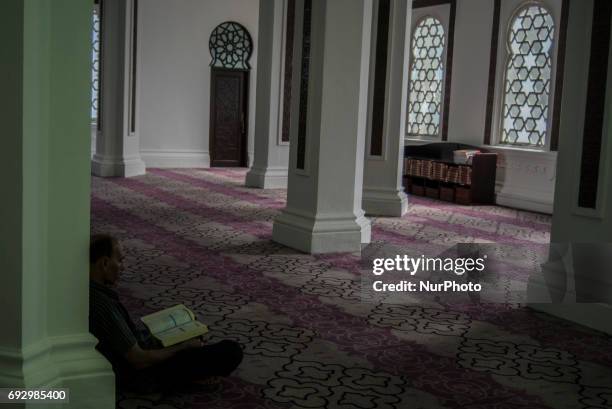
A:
[245, 166, 288, 189]
[0, 334, 115, 408]
[273, 209, 371, 253]
[528, 304, 612, 336]
[363, 187, 408, 217]
[92, 155, 146, 178]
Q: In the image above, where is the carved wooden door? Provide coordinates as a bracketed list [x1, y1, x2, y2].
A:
[210, 69, 248, 167]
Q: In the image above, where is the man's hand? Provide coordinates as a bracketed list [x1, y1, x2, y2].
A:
[180, 337, 204, 350]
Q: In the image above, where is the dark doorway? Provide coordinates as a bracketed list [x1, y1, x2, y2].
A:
[209, 68, 248, 167]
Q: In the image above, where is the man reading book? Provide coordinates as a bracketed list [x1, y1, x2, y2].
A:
[88, 234, 243, 392]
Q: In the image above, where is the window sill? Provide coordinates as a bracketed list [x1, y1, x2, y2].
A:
[404, 137, 441, 145]
[482, 144, 558, 159]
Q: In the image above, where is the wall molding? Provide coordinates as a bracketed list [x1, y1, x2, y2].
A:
[140, 149, 211, 168]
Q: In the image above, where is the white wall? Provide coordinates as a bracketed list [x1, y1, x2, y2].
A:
[138, 0, 259, 168]
[405, 0, 559, 213]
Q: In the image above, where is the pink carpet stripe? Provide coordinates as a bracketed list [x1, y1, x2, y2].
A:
[199, 168, 247, 180]
[378, 213, 544, 245]
[91, 195, 553, 409]
[152, 169, 546, 245]
[140, 172, 547, 277]
[408, 196, 550, 231]
[110, 175, 543, 282]
[108, 177, 272, 240]
[112, 175, 545, 286]
[178, 168, 550, 232]
[446, 303, 612, 368]
[150, 168, 284, 209]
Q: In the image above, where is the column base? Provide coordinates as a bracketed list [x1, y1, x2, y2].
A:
[362, 187, 408, 217]
[245, 166, 288, 189]
[528, 261, 612, 335]
[272, 208, 371, 253]
[92, 155, 146, 178]
[0, 334, 115, 408]
[528, 304, 612, 336]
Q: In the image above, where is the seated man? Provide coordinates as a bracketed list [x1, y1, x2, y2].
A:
[89, 233, 243, 392]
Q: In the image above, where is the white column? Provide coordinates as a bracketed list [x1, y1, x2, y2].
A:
[0, 1, 114, 406]
[272, 0, 373, 253]
[246, 0, 291, 189]
[92, 0, 146, 178]
[362, 0, 410, 217]
[528, 0, 612, 334]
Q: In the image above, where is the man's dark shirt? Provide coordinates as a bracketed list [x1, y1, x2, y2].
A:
[89, 280, 157, 373]
[89, 280, 243, 391]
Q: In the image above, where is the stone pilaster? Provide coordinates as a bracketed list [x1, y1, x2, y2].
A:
[272, 0, 373, 253]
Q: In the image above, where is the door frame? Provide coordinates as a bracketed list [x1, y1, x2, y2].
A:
[209, 67, 249, 167]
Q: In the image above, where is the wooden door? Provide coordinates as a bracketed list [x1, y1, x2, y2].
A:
[210, 69, 248, 167]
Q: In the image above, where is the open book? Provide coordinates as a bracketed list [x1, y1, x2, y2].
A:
[140, 304, 209, 347]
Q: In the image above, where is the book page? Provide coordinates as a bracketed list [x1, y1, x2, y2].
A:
[141, 304, 195, 335]
[155, 320, 209, 347]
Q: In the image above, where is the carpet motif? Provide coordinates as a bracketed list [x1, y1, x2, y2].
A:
[90, 168, 612, 409]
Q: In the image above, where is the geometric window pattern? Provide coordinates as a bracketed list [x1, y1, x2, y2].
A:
[407, 17, 445, 137]
[501, 5, 554, 147]
[209, 21, 253, 70]
[91, 6, 101, 122]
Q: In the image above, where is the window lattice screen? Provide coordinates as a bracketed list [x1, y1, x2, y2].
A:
[91, 7, 100, 123]
[501, 5, 555, 147]
[407, 17, 445, 138]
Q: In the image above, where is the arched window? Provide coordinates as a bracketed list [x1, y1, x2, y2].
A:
[91, 5, 101, 124]
[501, 5, 555, 148]
[407, 16, 446, 138]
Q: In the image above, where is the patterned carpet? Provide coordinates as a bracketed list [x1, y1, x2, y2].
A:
[91, 168, 612, 409]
